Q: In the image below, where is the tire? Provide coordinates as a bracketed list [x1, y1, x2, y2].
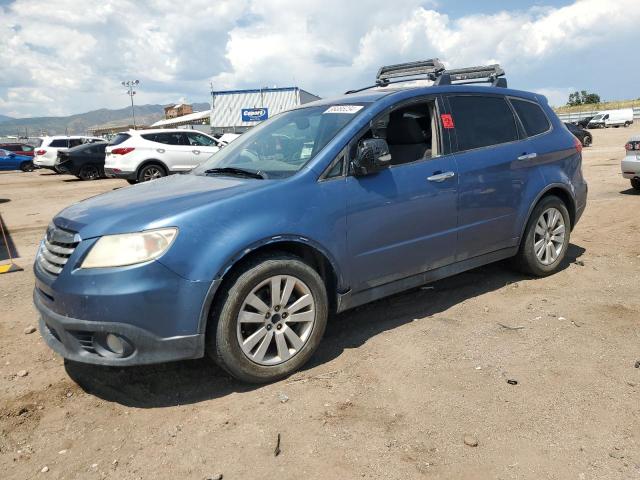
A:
[53, 165, 64, 174]
[78, 164, 101, 181]
[137, 163, 166, 182]
[512, 195, 571, 277]
[20, 161, 34, 172]
[624, 122, 631, 128]
[631, 178, 640, 191]
[582, 135, 591, 147]
[207, 253, 328, 383]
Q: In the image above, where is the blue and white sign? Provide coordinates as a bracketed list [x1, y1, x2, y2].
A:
[242, 108, 269, 122]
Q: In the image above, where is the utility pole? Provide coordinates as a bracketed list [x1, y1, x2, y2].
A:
[122, 80, 140, 128]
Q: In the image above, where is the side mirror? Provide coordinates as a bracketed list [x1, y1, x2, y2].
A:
[352, 138, 392, 176]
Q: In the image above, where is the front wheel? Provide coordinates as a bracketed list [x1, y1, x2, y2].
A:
[631, 178, 640, 191]
[53, 165, 64, 174]
[208, 253, 328, 383]
[582, 135, 592, 147]
[512, 196, 571, 277]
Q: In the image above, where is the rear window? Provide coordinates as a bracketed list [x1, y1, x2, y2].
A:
[449, 95, 519, 151]
[511, 98, 551, 137]
[109, 133, 131, 146]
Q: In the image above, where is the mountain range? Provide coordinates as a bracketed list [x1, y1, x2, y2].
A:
[0, 103, 210, 137]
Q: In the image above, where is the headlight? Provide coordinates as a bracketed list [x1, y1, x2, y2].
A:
[81, 228, 178, 269]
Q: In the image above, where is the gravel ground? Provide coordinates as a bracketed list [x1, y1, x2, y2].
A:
[1, 125, 639, 480]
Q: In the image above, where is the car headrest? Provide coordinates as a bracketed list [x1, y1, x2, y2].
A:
[386, 116, 427, 145]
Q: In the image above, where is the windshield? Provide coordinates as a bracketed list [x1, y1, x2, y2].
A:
[591, 114, 603, 120]
[193, 104, 368, 179]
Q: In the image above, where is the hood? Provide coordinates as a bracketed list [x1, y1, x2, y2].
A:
[54, 173, 266, 239]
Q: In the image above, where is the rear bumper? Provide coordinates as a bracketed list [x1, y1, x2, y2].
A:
[104, 167, 136, 180]
[622, 156, 640, 179]
[34, 288, 205, 366]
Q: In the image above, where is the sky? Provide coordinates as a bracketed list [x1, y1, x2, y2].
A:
[0, 0, 639, 118]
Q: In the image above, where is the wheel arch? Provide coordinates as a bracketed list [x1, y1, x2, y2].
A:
[135, 158, 169, 177]
[198, 236, 345, 335]
[520, 184, 576, 241]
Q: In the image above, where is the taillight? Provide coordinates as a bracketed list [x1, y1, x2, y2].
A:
[625, 141, 640, 151]
[574, 137, 582, 154]
[111, 147, 135, 155]
[36, 149, 46, 156]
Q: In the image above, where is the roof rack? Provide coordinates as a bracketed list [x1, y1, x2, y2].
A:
[345, 60, 507, 94]
[376, 59, 445, 86]
[436, 64, 507, 87]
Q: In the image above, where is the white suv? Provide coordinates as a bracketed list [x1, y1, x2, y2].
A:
[623, 136, 640, 191]
[33, 136, 104, 172]
[104, 129, 223, 183]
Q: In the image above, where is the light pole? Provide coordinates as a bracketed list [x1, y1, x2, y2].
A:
[122, 80, 139, 128]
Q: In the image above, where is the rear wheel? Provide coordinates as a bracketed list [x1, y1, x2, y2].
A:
[20, 161, 34, 172]
[78, 164, 101, 181]
[624, 121, 631, 128]
[138, 163, 166, 182]
[53, 165, 64, 174]
[582, 135, 592, 147]
[208, 253, 328, 383]
[512, 195, 571, 277]
[631, 178, 640, 191]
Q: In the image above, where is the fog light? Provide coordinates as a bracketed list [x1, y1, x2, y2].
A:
[105, 333, 125, 355]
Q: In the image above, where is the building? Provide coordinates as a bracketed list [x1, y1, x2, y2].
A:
[164, 103, 193, 119]
[150, 110, 211, 132]
[87, 123, 148, 138]
[209, 87, 320, 134]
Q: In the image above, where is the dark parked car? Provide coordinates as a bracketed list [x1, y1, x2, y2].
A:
[0, 143, 35, 157]
[565, 122, 592, 147]
[56, 142, 108, 180]
[34, 60, 587, 383]
[575, 116, 594, 128]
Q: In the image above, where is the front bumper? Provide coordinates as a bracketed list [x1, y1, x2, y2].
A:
[35, 289, 204, 366]
[622, 155, 640, 179]
[104, 167, 137, 180]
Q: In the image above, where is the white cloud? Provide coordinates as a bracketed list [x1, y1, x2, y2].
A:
[0, 0, 639, 117]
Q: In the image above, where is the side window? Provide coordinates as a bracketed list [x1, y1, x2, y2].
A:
[511, 98, 551, 137]
[69, 139, 83, 148]
[350, 100, 439, 167]
[22, 145, 34, 152]
[448, 96, 519, 151]
[186, 132, 216, 146]
[49, 139, 69, 148]
[166, 132, 188, 146]
[324, 156, 344, 179]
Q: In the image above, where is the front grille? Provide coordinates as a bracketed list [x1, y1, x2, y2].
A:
[37, 225, 80, 276]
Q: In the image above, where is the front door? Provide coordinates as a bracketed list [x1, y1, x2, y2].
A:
[345, 99, 459, 292]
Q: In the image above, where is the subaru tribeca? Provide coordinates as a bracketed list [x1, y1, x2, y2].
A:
[34, 60, 587, 383]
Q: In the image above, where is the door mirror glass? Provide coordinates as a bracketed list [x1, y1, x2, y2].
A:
[352, 138, 391, 176]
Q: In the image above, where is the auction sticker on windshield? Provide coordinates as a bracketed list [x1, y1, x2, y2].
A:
[324, 105, 364, 114]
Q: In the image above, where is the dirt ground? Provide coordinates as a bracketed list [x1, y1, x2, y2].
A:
[1, 125, 639, 480]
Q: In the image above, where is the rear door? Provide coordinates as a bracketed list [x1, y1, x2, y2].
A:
[444, 94, 534, 261]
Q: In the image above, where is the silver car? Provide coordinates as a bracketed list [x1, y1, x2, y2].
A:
[622, 136, 640, 190]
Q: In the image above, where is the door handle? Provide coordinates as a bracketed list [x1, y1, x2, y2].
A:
[516, 152, 537, 161]
[156, 148, 165, 154]
[427, 171, 456, 182]
[192, 150, 200, 155]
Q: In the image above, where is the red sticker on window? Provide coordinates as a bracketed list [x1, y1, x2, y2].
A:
[441, 114, 454, 129]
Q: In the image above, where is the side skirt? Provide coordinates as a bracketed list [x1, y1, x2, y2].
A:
[336, 246, 518, 313]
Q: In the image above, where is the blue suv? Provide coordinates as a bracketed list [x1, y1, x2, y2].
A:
[34, 60, 587, 383]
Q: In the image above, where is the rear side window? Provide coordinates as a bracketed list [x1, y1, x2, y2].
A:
[68, 139, 83, 148]
[142, 132, 187, 145]
[109, 133, 131, 146]
[449, 96, 519, 151]
[21, 145, 34, 152]
[49, 139, 69, 148]
[511, 98, 551, 137]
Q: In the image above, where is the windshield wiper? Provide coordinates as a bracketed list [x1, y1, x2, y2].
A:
[203, 167, 265, 179]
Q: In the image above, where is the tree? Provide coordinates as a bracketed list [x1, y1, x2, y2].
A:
[567, 90, 601, 107]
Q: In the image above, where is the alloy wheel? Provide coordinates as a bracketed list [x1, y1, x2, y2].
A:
[143, 166, 163, 181]
[236, 275, 315, 366]
[533, 207, 566, 265]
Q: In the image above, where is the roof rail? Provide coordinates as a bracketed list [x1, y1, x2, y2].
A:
[437, 64, 507, 87]
[376, 59, 445, 86]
